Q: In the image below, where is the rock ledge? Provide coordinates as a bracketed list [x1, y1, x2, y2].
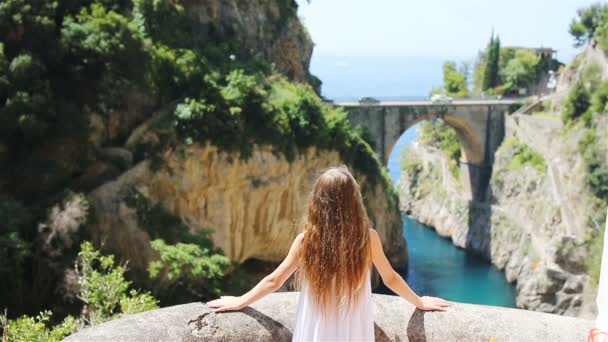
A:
[64, 292, 592, 341]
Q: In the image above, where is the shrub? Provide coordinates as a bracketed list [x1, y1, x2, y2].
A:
[419, 119, 462, 180]
[1, 242, 159, 340]
[588, 80, 608, 117]
[502, 137, 545, 173]
[75, 242, 159, 325]
[148, 239, 230, 303]
[125, 189, 230, 303]
[562, 81, 592, 124]
[579, 130, 608, 203]
[0, 311, 78, 342]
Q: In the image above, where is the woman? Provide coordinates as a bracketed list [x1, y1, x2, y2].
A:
[208, 166, 449, 341]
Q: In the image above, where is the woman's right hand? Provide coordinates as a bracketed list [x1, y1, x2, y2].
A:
[207, 296, 247, 313]
[416, 296, 450, 311]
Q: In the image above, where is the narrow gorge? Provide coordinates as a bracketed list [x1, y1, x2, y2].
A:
[397, 46, 607, 318]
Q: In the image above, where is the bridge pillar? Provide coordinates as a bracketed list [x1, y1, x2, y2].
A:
[460, 162, 493, 201]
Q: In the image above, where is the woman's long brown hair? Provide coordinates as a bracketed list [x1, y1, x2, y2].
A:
[296, 165, 372, 317]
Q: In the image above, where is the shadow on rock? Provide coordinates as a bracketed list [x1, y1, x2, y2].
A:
[242, 307, 293, 340]
[406, 309, 427, 342]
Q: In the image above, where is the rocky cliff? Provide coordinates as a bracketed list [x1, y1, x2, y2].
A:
[182, 0, 317, 86]
[398, 117, 597, 317]
[89, 143, 406, 279]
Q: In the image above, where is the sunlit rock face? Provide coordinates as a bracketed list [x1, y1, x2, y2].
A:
[89, 144, 406, 280]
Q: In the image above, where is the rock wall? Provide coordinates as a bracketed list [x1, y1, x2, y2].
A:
[64, 292, 593, 342]
[89, 144, 406, 279]
[183, 0, 315, 85]
[397, 114, 599, 317]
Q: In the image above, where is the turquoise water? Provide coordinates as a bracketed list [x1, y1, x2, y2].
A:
[401, 215, 516, 307]
[385, 127, 516, 307]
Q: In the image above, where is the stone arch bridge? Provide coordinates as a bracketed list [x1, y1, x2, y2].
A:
[339, 99, 519, 201]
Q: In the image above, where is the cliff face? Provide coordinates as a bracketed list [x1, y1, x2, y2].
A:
[83, 0, 408, 286]
[398, 115, 603, 318]
[183, 0, 315, 85]
[89, 144, 406, 279]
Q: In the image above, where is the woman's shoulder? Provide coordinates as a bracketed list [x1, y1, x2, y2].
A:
[295, 232, 305, 242]
[369, 228, 380, 239]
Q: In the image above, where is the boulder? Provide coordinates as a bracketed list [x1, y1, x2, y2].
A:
[64, 292, 593, 342]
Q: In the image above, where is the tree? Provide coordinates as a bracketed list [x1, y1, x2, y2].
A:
[472, 50, 486, 94]
[502, 49, 540, 91]
[569, 3, 605, 46]
[562, 81, 591, 123]
[594, 4, 608, 51]
[442, 61, 469, 97]
[482, 33, 501, 92]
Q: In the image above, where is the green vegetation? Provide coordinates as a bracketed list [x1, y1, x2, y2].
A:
[125, 189, 230, 304]
[587, 222, 605, 284]
[578, 131, 608, 204]
[400, 148, 423, 185]
[569, 2, 608, 51]
[170, 72, 386, 185]
[148, 239, 230, 303]
[0, 242, 159, 341]
[501, 137, 546, 173]
[471, 36, 561, 96]
[502, 49, 540, 91]
[432, 61, 469, 97]
[531, 112, 560, 121]
[562, 61, 607, 126]
[76, 242, 159, 325]
[482, 33, 501, 92]
[564, 4, 608, 283]
[419, 120, 462, 180]
[0, 311, 78, 342]
[562, 81, 592, 124]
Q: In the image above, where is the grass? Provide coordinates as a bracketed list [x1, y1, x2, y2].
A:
[531, 112, 560, 121]
[502, 137, 546, 173]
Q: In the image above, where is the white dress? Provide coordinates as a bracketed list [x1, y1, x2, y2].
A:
[292, 271, 374, 341]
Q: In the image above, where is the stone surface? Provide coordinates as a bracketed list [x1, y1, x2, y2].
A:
[64, 292, 593, 342]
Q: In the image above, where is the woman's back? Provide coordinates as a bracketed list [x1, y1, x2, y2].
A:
[292, 270, 374, 342]
[207, 167, 448, 340]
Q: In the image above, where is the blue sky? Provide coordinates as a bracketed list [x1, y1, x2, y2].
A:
[296, 0, 601, 62]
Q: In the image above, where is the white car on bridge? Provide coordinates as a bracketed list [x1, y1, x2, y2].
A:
[430, 94, 453, 104]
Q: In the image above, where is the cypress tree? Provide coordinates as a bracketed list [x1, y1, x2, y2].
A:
[482, 33, 501, 91]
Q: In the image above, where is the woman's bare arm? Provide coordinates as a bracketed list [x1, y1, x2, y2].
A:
[370, 228, 449, 311]
[207, 233, 303, 312]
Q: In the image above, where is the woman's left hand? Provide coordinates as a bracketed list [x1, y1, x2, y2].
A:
[206, 296, 247, 313]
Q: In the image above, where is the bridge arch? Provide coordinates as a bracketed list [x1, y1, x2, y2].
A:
[343, 102, 511, 201]
[385, 112, 484, 166]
